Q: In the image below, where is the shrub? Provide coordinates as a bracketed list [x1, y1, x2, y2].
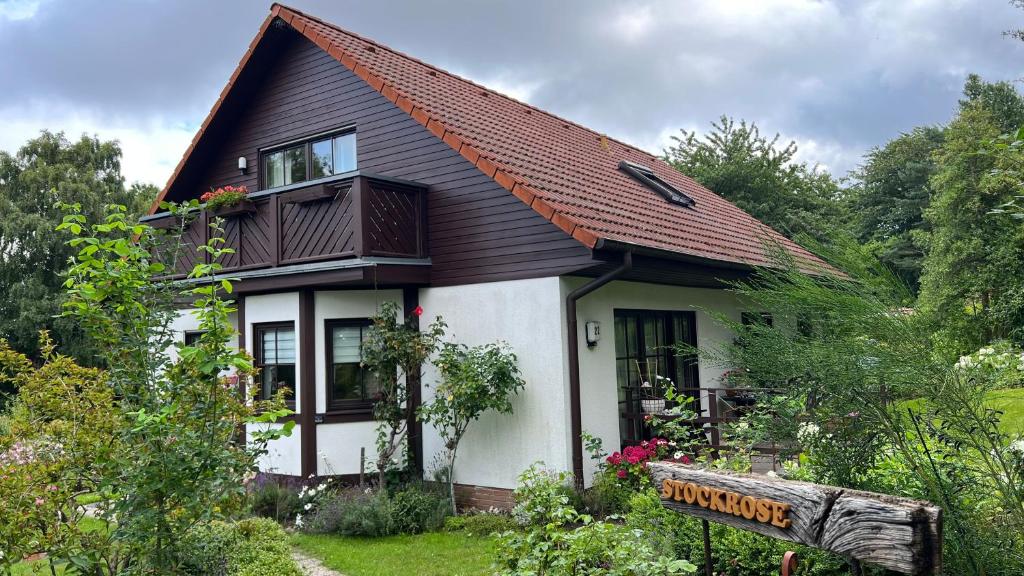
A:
[302, 484, 449, 536]
[389, 485, 450, 534]
[496, 464, 697, 575]
[247, 478, 302, 523]
[580, 469, 634, 518]
[180, 518, 301, 576]
[444, 511, 518, 535]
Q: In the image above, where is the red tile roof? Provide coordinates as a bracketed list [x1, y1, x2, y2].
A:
[157, 3, 828, 270]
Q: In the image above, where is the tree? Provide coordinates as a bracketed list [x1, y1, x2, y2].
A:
[960, 73, 1024, 134]
[362, 302, 446, 489]
[419, 341, 525, 513]
[664, 116, 848, 243]
[848, 126, 945, 292]
[918, 102, 1024, 350]
[0, 131, 156, 365]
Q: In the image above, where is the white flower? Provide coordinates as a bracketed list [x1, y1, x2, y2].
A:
[674, 451, 685, 460]
[797, 423, 820, 442]
[295, 514, 304, 528]
[304, 503, 313, 511]
[980, 347, 995, 356]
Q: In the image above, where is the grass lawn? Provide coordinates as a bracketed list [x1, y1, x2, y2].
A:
[987, 388, 1024, 435]
[291, 531, 496, 576]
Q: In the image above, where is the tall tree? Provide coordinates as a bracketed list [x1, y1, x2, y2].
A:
[664, 116, 847, 243]
[0, 131, 155, 364]
[848, 126, 945, 292]
[918, 102, 1024, 350]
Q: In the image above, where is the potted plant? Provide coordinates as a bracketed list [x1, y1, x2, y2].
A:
[201, 185, 253, 216]
[636, 359, 670, 415]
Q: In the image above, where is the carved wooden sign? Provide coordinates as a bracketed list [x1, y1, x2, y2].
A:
[649, 462, 943, 575]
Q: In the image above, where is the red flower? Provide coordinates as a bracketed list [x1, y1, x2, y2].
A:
[412, 305, 423, 317]
[616, 469, 627, 479]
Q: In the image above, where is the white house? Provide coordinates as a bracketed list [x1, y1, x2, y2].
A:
[146, 3, 826, 508]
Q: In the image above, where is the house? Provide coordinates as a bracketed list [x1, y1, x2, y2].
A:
[147, 3, 826, 508]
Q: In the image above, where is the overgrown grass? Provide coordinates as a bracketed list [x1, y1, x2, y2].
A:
[291, 531, 496, 576]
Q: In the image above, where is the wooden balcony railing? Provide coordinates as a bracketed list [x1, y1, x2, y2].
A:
[145, 173, 428, 277]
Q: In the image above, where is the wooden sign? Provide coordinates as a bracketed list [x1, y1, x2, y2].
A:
[649, 463, 942, 575]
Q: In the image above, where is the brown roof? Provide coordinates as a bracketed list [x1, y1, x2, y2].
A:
[154, 3, 827, 270]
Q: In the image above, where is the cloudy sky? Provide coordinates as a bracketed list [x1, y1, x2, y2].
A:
[1, 0, 1021, 188]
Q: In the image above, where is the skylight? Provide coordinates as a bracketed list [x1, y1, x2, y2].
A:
[618, 161, 695, 208]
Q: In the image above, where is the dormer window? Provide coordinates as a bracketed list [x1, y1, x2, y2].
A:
[618, 161, 695, 208]
[261, 130, 357, 190]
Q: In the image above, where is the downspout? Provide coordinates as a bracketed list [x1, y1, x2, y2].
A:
[567, 250, 633, 488]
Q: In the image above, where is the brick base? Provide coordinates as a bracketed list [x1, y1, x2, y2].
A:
[453, 483, 515, 511]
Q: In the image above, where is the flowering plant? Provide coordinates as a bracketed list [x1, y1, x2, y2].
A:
[201, 184, 249, 210]
[954, 341, 1024, 388]
[604, 437, 679, 488]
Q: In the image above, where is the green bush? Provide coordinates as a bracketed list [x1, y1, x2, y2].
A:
[390, 485, 450, 533]
[303, 484, 450, 536]
[496, 464, 696, 575]
[444, 511, 518, 535]
[581, 469, 634, 518]
[247, 479, 302, 523]
[180, 518, 301, 576]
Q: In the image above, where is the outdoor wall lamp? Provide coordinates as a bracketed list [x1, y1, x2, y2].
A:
[585, 321, 601, 347]
[238, 156, 248, 175]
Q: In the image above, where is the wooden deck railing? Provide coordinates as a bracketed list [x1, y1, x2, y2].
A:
[622, 385, 788, 457]
[146, 173, 428, 277]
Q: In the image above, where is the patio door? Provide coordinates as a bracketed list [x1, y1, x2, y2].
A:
[614, 309, 699, 446]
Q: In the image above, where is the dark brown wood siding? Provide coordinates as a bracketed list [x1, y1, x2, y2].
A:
[167, 28, 594, 286]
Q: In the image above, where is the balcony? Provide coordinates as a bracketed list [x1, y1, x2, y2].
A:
[145, 173, 428, 279]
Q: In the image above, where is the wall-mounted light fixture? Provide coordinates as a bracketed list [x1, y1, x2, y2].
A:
[238, 156, 248, 175]
[585, 321, 601, 347]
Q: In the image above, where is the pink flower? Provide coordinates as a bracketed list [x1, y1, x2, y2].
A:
[35, 498, 45, 506]
[616, 469, 627, 479]
[681, 455, 691, 464]
[412, 305, 424, 317]
[47, 485, 58, 492]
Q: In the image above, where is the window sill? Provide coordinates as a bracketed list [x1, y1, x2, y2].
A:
[318, 405, 375, 424]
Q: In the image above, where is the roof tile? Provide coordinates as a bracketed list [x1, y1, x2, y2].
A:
[160, 4, 829, 270]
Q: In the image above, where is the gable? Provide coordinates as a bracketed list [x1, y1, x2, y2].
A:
[156, 4, 833, 275]
[161, 28, 594, 285]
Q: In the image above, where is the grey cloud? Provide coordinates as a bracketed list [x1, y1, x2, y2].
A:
[1, 0, 1022, 181]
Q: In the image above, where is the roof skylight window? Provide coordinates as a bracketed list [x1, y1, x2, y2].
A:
[618, 161, 695, 208]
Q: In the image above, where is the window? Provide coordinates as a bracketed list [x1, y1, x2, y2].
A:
[183, 330, 206, 346]
[255, 322, 296, 408]
[326, 319, 378, 412]
[614, 309, 699, 446]
[261, 131, 357, 190]
[618, 160, 695, 207]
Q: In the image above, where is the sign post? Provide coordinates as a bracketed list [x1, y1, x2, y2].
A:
[649, 463, 943, 575]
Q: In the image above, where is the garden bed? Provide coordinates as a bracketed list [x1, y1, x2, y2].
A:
[290, 532, 496, 576]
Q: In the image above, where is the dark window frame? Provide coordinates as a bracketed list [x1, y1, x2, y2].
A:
[614, 308, 700, 447]
[324, 318, 377, 418]
[618, 160, 695, 207]
[254, 321, 297, 409]
[183, 330, 206, 346]
[259, 128, 357, 191]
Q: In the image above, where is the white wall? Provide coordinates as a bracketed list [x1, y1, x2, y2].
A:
[314, 289, 402, 475]
[419, 277, 570, 489]
[565, 278, 744, 485]
[168, 308, 238, 364]
[243, 292, 302, 476]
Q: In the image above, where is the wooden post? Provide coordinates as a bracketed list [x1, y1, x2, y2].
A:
[650, 463, 942, 575]
[701, 519, 713, 576]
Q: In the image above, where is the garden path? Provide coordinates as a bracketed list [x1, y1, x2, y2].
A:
[292, 549, 346, 576]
